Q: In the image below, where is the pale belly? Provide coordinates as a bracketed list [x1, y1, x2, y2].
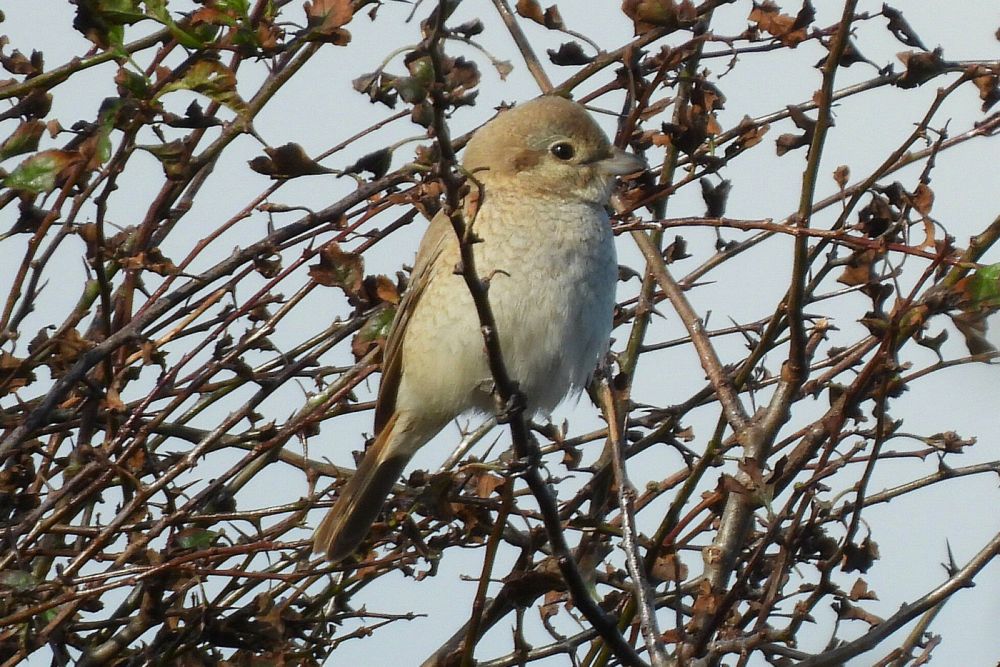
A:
[395, 196, 617, 422]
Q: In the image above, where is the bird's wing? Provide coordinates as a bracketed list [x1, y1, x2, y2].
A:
[374, 209, 455, 432]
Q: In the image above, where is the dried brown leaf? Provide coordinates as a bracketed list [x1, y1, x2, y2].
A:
[515, 0, 545, 25]
[834, 164, 850, 189]
[309, 243, 364, 295]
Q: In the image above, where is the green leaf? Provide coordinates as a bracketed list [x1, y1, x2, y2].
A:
[144, 0, 208, 48]
[353, 305, 397, 359]
[0, 121, 45, 162]
[137, 140, 188, 180]
[115, 67, 151, 98]
[73, 0, 144, 49]
[96, 0, 145, 22]
[214, 0, 250, 16]
[156, 60, 247, 115]
[966, 263, 1000, 308]
[175, 528, 219, 550]
[94, 98, 124, 165]
[2, 150, 80, 195]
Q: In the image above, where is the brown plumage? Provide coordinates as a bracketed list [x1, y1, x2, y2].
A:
[313, 96, 644, 562]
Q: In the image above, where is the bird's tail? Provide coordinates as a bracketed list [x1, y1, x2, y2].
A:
[313, 413, 438, 562]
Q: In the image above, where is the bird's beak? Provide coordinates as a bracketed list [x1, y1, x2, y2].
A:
[597, 147, 646, 177]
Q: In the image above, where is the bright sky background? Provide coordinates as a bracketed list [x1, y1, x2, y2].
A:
[2, 1, 997, 665]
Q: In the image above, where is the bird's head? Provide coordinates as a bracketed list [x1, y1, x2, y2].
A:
[462, 96, 645, 204]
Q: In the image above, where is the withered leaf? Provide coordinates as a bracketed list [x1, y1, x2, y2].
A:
[661, 81, 723, 155]
[841, 536, 879, 573]
[833, 164, 850, 189]
[103, 386, 126, 414]
[139, 139, 189, 180]
[343, 147, 392, 180]
[952, 310, 996, 355]
[882, 4, 927, 50]
[700, 178, 731, 218]
[718, 473, 751, 496]
[0, 351, 35, 396]
[915, 328, 948, 358]
[749, 0, 814, 47]
[925, 431, 975, 453]
[836, 599, 884, 627]
[368, 274, 400, 305]
[451, 19, 484, 38]
[788, 104, 816, 131]
[212, 333, 234, 360]
[911, 181, 934, 216]
[539, 590, 566, 622]
[775, 105, 815, 156]
[895, 48, 945, 89]
[971, 70, 1000, 112]
[726, 116, 769, 157]
[661, 628, 684, 644]
[548, 41, 594, 66]
[691, 579, 721, 615]
[3, 149, 83, 195]
[543, 5, 565, 30]
[120, 247, 179, 276]
[37, 328, 95, 378]
[474, 472, 505, 498]
[2, 89, 52, 122]
[0, 120, 45, 161]
[248, 143, 333, 179]
[818, 38, 872, 68]
[253, 251, 283, 278]
[0, 48, 44, 77]
[849, 577, 879, 601]
[651, 553, 688, 582]
[352, 71, 398, 108]
[622, 0, 697, 35]
[156, 59, 247, 115]
[309, 243, 364, 295]
[663, 235, 690, 263]
[161, 100, 223, 129]
[837, 249, 877, 287]
[303, 0, 353, 44]
[140, 340, 167, 367]
[501, 568, 565, 607]
[858, 194, 896, 238]
[775, 131, 810, 156]
[515, 0, 545, 25]
[4, 200, 48, 237]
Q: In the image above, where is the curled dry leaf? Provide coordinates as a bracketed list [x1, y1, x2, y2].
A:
[833, 164, 850, 189]
[0, 120, 45, 161]
[622, 0, 697, 35]
[971, 69, 1000, 112]
[749, 0, 815, 48]
[309, 243, 364, 296]
[303, 0, 354, 44]
[895, 48, 946, 89]
[835, 599, 884, 627]
[849, 577, 879, 601]
[515, 0, 545, 25]
[882, 3, 928, 50]
[249, 143, 334, 179]
[548, 41, 594, 66]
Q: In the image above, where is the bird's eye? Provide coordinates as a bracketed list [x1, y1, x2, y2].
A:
[549, 142, 575, 161]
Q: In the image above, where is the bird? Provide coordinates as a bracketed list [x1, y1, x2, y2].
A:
[313, 95, 645, 562]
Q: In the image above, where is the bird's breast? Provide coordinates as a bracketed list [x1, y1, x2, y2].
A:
[396, 191, 617, 420]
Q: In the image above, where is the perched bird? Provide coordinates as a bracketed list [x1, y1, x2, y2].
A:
[313, 95, 644, 562]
